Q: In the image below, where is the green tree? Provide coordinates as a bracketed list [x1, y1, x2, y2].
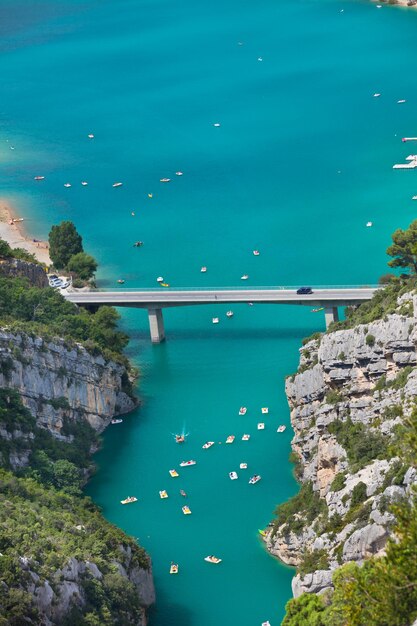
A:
[0, 237, 12, 259]
[48, 221, 83, 269]
[387, 220, 417, 274]
[67, 252, 98, 280]
[282, 592, 329, 626]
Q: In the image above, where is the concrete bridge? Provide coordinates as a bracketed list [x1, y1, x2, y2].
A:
[63, 286, 378, 343]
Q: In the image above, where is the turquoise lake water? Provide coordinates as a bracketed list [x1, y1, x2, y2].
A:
[1, 0, 417, 623]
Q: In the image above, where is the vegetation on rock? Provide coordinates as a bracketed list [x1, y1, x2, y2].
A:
[0, 276, 129, 365]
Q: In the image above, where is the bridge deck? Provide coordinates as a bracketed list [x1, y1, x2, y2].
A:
[64, 287, 378, 308]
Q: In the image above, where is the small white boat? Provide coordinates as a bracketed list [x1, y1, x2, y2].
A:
[258, 423, 265, 430]
[239, 407, 247, 416]
[202, 441, 215, 449]
[398, 99, 406, 104]
[262, 622, 271, 626]
[226, 435, 235, 444]
[111, 418, 123, 424]
[240, 462, 248, 469]
[366, 221, 373, 227]
[229, 471, 238, 480]
[112, 182, 123, 187]
[175, 171, 183, 176]
[212, 317, 219, 324]
[373, 93, 381, 97]
[160, 178, 171, 183]
[253, 250, 260, 256]
[157, 277, 164, 282]
[169, 469, 179, 477]
[81, 181, 88, 186]
[241, 274, 249, 280]
[34, 176, 45, 181]
[64, 183, 71, 188]
[88, 133, 94, 138]
[201, 266, 207, 273]
[257, 57, 263, 61]
[242, 434, 250, 441]
[261, 407, 269, 414]
[249, 475, 261, 485]
[213, 123, 221, 127]
[179, 460, 196, 467]
[182, 505, 192, 515]
[121, 496, 138, 504]
[204, 555, 222, 564]
[226, 311, 234, 318]
[170, 563, 178, 574]
[412, 195, 417, 200]
[159, 490, 168, 499]
[277, 425, 286, 433]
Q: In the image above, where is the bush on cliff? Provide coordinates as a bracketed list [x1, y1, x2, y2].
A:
[327, 418, 389, 472]
[273, 481, 327, 535]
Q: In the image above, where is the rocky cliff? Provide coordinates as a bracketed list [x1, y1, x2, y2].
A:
[0, 328, 153, 624]
[266, 291, 417, 598]
[0, 328, 136, 441]
[0, 257, 48, 287]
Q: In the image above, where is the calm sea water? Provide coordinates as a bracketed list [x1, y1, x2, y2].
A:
[1, 0, 417, 623]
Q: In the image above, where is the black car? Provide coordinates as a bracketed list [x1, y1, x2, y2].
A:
[296, 287, 313, 295]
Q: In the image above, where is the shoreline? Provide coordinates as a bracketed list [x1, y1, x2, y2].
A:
[372, 0, 417, 8]
[0, 198, 51, 266]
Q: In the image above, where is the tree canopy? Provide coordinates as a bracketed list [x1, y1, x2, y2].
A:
[387, 220, 417, 274]
[67, 252, 98, 280]
[48, 221, 83, 269]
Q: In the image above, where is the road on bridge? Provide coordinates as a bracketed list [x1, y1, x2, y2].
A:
[63, 287, 378, 308]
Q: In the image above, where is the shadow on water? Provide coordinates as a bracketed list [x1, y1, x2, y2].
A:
[124, 326, 322, 344]
[147, 588, 194, 626]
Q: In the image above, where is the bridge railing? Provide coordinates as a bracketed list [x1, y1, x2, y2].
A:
[90, 284, 380, 292]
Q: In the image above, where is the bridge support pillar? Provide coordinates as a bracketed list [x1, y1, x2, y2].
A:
[148, 308, 165, 343]
[324, 306, 339, 329]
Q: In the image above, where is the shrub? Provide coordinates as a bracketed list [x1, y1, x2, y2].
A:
[326, 390, 344, 405]
[350, 482, 368, 508]
[330, 472, 346, 492]
[328, 418, 390, 471]
[298, 548, 329, 578]
[366, 334, 376, 347]
[273, 482, 326, 535]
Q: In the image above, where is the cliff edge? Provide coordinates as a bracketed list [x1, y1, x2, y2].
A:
[266, 289, 417, 599]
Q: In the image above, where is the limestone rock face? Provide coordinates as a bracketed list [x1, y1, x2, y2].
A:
[18, 555, 154, 625]
[0, 257, 49, 287]
[292, 570, 334, 598]
[266, 303, 417, 597]
[0, 329, 137, 443]
[342, 523, 389, 562]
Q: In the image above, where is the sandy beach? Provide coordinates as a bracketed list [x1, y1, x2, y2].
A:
[0, 199, 51, 266]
